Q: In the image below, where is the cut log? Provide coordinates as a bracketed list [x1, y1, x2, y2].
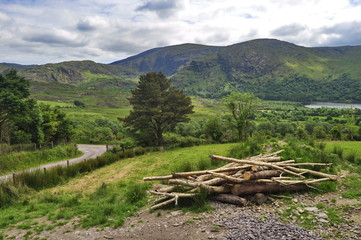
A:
[251, 166, 270, 171]
[143, 175, 174, 181]
[210, 155, 305, 178]
[151, 197, 176, 210]
[211, 194, 247, 206]
[243, 170, 282, 180]
[284, 166, 338, 180]
[148, 190, 196, 198]
[173, 166, 250, 178]
[168, 179, 230, 194]
[206, 171, 246, 183]
[231, 183, 307, 196]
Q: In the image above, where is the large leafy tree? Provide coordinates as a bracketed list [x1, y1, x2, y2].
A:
[124, 72, 194, 147]
[222, 92, 260, 141]
[0, 69, 32, 143]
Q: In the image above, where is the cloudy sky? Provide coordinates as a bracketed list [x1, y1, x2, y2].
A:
[1, 0, 361, 64]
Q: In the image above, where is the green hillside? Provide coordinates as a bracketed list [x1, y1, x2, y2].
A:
[171, 39, 361, 102]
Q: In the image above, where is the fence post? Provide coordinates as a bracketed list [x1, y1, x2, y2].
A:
[67, 160, 69, 167]
[106, 144, 109, 151]
[34, 143, 37, 151]
[43, 167, 46, 174]
[51, 141, 54, 148]
[12, 172, 16, 183]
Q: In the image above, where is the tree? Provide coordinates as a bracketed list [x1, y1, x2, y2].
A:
[204, 117, 224, 142]
[124, 72, 194, 147]
[222, 92, 260, 141]
[0, 69, 32, 143]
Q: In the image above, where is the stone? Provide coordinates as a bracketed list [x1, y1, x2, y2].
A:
[304, 207, 318, 212]
[169, 210, 184, 217]
[316, 212, 328, 219]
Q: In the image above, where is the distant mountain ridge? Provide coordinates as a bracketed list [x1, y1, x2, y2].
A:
[111, 43, 221, 76]
[1, 39, 361, 102]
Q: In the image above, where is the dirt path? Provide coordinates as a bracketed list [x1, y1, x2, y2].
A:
[0, 144, 107, 182]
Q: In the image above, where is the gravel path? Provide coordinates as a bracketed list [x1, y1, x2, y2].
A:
[0, 144, 107, 182]
[222, 215, 325, 240]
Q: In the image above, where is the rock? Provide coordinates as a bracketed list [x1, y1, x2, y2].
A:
[318, 219, 329, 224]
[296, 207, 304, 214]
[169, 210, 183, 217]
[304, 207, 318, 212]
[316, 212, 328, 219]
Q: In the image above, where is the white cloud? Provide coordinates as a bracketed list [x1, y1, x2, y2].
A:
[1, 0, 361, 64]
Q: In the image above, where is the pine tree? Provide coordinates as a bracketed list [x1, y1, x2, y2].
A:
[124, 72, 194, 147]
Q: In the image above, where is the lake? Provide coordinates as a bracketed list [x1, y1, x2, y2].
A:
[305, 102, 361, 109]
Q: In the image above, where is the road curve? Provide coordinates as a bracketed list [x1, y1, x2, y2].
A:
[0, 144, 107, 182]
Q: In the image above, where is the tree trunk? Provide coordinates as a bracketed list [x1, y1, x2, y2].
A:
[231, 183, 307, 196]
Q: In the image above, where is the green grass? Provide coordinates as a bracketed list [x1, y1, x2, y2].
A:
[325, 141, 361, 157]
[0, 145, 81, 175]
[0, 143, 236, 235]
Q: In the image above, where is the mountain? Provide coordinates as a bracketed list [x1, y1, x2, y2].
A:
[2, 39, 361, 102]
[111, 43, 221, 76]
[0, 62, 37, 73]
[171, 39, 361, 102]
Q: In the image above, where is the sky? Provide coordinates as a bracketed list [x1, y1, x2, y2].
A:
[1, 0, 361, 65]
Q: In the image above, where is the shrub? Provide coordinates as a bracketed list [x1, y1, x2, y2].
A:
[164, 133, 205, 148]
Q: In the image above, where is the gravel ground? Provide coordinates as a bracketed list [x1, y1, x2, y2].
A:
[221, 214, 325, 240]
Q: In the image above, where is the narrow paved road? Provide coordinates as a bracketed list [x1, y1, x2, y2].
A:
[0, 144, 107, 182]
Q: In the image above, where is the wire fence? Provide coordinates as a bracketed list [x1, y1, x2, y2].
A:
[0, 142, 55, 156]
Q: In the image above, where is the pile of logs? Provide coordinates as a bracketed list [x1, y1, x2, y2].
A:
[143, 151, 338, 210]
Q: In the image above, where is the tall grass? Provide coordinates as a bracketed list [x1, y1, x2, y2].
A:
[0, 145, 80, 175]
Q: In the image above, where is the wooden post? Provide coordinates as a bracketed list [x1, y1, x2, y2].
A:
[67, 160, 70, 167]
[34, 143, 37, 151]
[51, 141, 54, 148]
[106, 144, 109, 151]
[12, 172, 16, 183]
[43, 168, 46, 174]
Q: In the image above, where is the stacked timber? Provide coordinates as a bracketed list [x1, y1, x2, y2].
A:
[143, 150, 337, 210]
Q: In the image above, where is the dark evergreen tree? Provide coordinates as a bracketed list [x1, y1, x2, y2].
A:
[124, 72, 194, 147]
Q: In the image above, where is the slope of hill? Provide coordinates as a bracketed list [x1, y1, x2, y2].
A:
[0, 62, 37, 73]
[22, 60, 136, 85]
[111, 43, 221, 76]
[171, 39, 361, 102]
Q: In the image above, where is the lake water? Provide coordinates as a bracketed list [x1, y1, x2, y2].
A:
[305, 102, 361, 110]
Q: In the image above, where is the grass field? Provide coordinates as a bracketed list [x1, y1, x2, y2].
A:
[0, 143, 237, 237]
[325, 141, 361, 156]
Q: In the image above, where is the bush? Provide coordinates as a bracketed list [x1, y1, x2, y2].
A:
[164, 133, 205, 148]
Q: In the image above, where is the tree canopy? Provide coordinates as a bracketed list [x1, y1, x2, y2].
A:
[222, 92, 260, 140]
[0, 69, 73, 145]
[124, 72, 194, 147]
